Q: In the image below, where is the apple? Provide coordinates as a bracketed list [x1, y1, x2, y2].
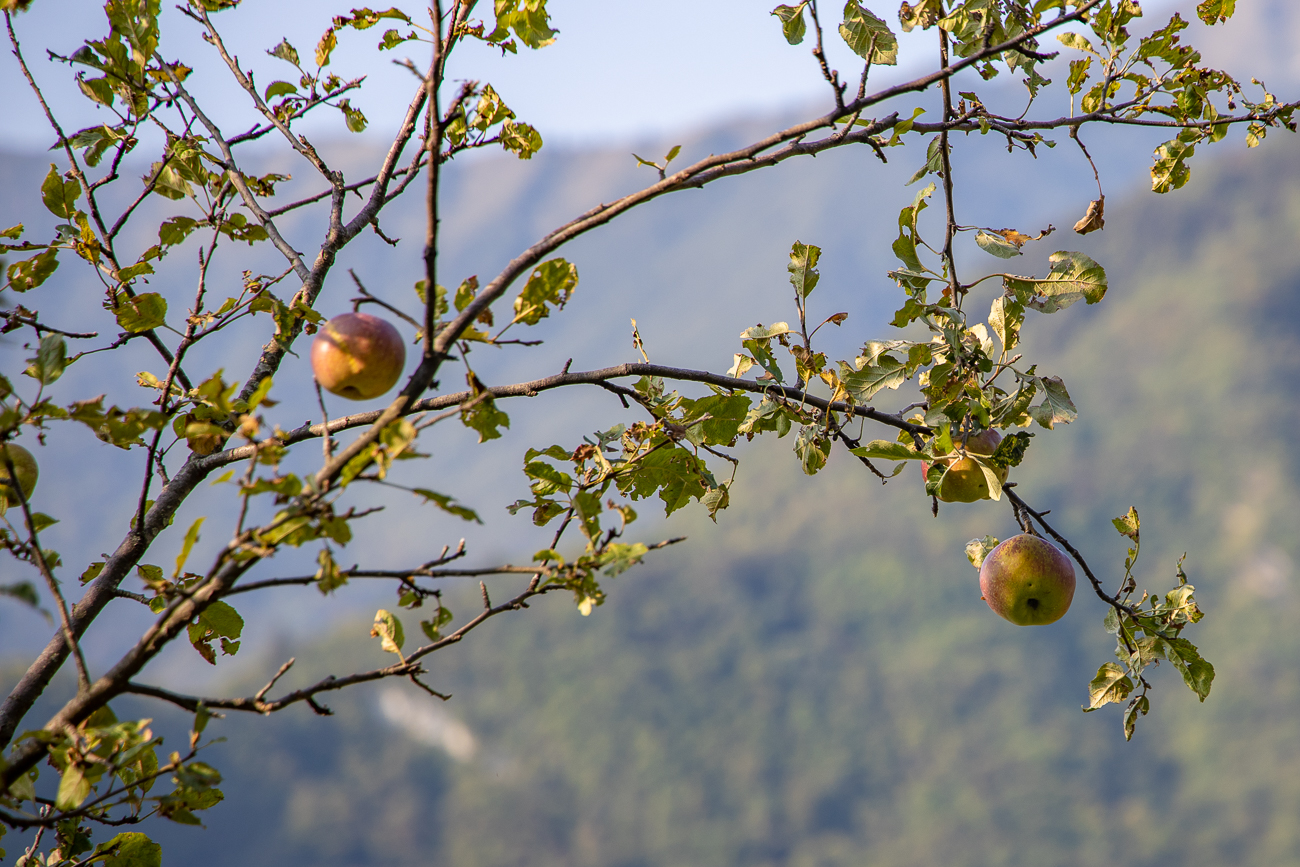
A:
[0, 443, 38, 509]
[311, 312, 407, 401]
[979, 534, 1076, 625]
[921, 428, 1007, 502]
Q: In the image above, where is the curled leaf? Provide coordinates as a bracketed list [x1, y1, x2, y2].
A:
[1073, 196, 1105, 234]
[771, 2, 809, 44]
[965, 535, 1000, 570]
[371, 609, 406, 655]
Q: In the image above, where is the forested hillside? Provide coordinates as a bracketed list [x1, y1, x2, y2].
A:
[5, 133, 1285, 866]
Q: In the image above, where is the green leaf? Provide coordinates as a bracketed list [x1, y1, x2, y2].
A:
[40, 164, 81, 219]
[1151, 137, 1195, 193]
[114, 292, 168, 332]
[315, 547, 347, 594]
[1163, 637, 1215, 701]
[525, 460, 573, 495]
[849, 440, 920, 462]
[264, 80, 298, 100]
[1066, 56, 1092, 95]
[839, 1, 898, 65]
[793, 425, 830, 475]
[739, 322, 791, 341]
[977, 461, 1003, 501]
[158, 216, 197, 247]
[188, 600, 243, 664]
[1004, 251, 1107, 313]
[1195, 0, 1235, 24]
[772, 2, 809, 44]
[1084, 662, 1133, 711]
[1123, 694, 1149, 741]
[1056, 32, 1097, 55]
[489, 0, 558, 49]
[332, 6, 413, 29]
[501, 121, 544, 159]
[0, 581, 42, 610]
[80, 561, 105, 585]
[1027, 376, 1077, 429]
[451, 275, 480, 313]
[839, 357, 905, 402]
[245, 375, 275, 411]
[907, 136, 944, 185]
[965, 535, 999, 569]
[24, 334, 67, 386]
[975, 230, 1021, 258]
[338, 99, 367, 133]
[379, 28, 418, 50]
[7, 248, 60, 292]
[461, 393, 510, 443]
[615, 444, 709, 516]
[58, 125, 131, 167]
[987, 431, 1031, 469]
[56, 762, 91, 811]
[737, 397, 797, 438]
[173, 516, 205, 578]
[988, 296, 1023, 352]
[1112, 506, 1140, 540]
[267, 38, 300, 65]
[315, 27, 338, 67]
[412, 488, 482, 523]
[371, 608, 405, 655]
[787, 241, 821, 298]
[202, 601, 242, 638]
[420, 604, 454, 641]
[700, 483, 730, 519]
[680, 393, 752, 446]
[105, 0, 161, 58]
[513, 258, 577, 325]
[117, 260, 155, 283]
[193, 702, 212, 736]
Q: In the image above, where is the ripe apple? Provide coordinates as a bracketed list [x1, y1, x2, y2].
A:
[0, 443, 39, 509]
[979, 534, 1076, 625]
[311, 312, 407, 401]
[921, 428, 1007, 502]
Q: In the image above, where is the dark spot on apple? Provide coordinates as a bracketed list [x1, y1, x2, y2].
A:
[1027, 598, 1040, 609]
[340, 386, 364, 400]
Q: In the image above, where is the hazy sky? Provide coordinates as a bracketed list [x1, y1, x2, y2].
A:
[0, 0, 1190, 153]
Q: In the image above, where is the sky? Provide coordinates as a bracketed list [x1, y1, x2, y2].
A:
[0, 0, 1190, 154]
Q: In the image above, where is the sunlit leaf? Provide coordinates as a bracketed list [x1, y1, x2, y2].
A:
[772, 2, 809, 44]
[1004, 251, 1107, 313]
[1084, 662, 1133, 710]
[787, 241, 821, 298]
[839, 1, 898, 65]
[370, 608, 405, 655]
[114, 292, 168, 332]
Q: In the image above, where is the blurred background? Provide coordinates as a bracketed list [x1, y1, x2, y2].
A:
[4, 1, 1300, 865]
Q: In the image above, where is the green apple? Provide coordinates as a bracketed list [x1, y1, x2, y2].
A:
[921, 428, 1008, 503]
[979, 534, 1076, 625]
[311, 312, 407, 401]
[0, 443, 39, 509]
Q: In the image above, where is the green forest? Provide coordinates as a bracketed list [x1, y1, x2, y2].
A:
[8, 136, 1294, 867]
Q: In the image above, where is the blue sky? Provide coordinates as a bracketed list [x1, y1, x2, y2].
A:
[0, 0, 1192, 153]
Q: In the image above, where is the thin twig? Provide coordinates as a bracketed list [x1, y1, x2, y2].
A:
[3, 450, 91, 694]
[0, 311, 97, 339]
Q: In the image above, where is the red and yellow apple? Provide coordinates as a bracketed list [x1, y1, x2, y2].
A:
[0, 443, 39, 509]
[311, 312, 407, 401]
[979, 534, 1076, 625]
[921, 428, 1007, 502]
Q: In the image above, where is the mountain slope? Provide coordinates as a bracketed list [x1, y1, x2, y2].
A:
[98, 135, 1300, 867]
